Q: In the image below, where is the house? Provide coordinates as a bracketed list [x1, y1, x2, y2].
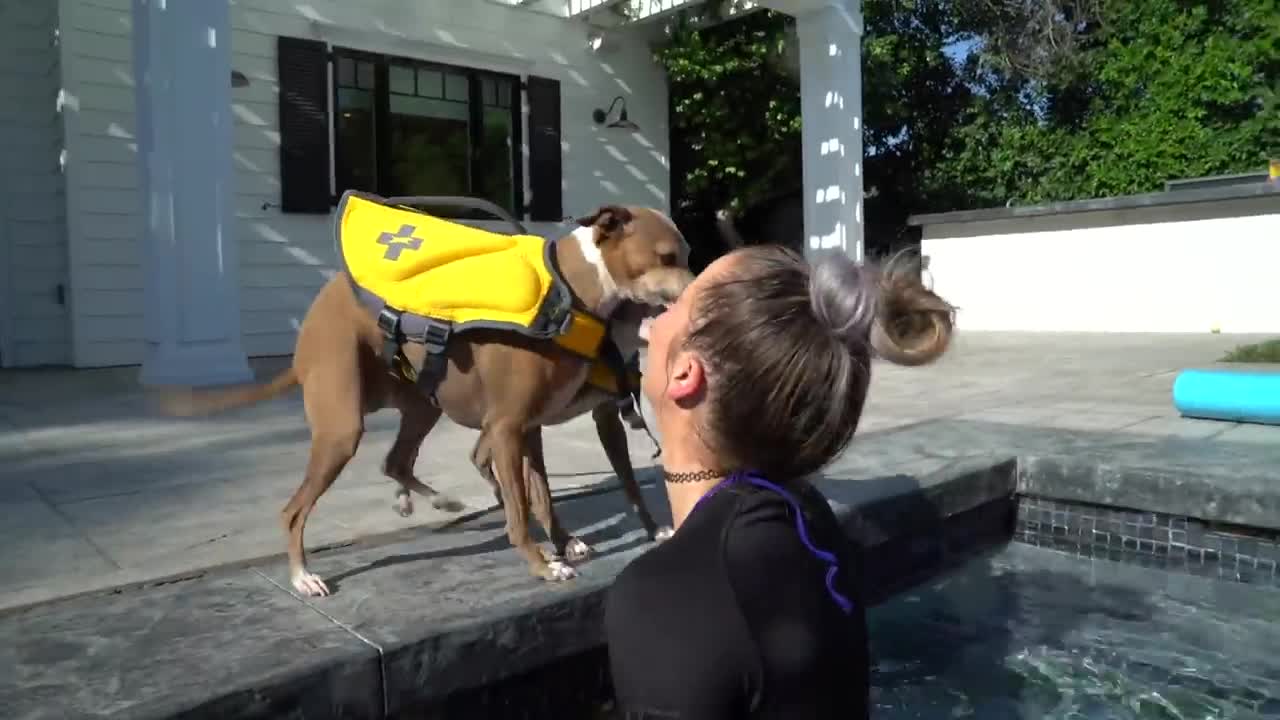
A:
[0, 0, 867, 384]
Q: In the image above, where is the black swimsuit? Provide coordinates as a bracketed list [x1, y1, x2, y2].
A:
[604, 479, 870, 719]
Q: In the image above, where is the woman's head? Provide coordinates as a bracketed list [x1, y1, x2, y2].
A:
[643, 244, 955, 481]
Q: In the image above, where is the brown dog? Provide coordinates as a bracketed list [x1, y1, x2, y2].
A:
[163, 204, 692, 597]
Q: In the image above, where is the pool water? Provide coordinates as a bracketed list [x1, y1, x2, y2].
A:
[870, 542, 1280, 719]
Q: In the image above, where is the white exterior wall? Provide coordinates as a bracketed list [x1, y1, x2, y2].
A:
[0, 0, 70, 367]
[57, 0, 672, 367]
[920, 195, 1280, 334]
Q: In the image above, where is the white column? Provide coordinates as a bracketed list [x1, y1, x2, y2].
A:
[793, 0, 864, 264]
[132, 0, 251, 386]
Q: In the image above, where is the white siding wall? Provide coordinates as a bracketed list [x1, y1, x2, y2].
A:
[57, 0, 672, 366]
[0, 1, 70, 367]
[920, 195, 1280, 334]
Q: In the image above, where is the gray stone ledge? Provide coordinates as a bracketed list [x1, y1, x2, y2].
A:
[907, 181, 1280, 226]
[4, 419, 1277, 719]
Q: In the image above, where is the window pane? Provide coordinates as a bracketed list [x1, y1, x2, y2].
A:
[335, 88, 376, 193]
[337, 57, 356, 87]
[387, 96, 470, 197]
[389, 64, 415, 95]
[417, 69, 442, 98]
[356, 60, 375, 89]
[444, 72, 469, 102]
[389, 95, 469, 122]
[482, 77, 497, 107]
[495, 78, 512, 109]
[476, 106, 515, 212]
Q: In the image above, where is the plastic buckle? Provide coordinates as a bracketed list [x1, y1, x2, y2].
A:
[377, 307, 401, 337]
[422, 320, 450, 354]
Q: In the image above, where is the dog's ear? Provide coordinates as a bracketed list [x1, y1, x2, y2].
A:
[575, 205, 634, 243]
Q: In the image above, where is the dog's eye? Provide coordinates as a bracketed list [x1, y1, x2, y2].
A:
[658, 252, 678, 266]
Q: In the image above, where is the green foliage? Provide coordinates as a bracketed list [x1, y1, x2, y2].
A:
[652, 0, 1278, 236]
[1220, 338, 1280, 363]
[655, 10, 803, 216]
[935, 0, 1280, 205]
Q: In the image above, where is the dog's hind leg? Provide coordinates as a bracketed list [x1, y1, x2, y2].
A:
[591, 404, 672, 542]
[384, 400, 465, 516]
[280, 370, 364, 598]
[524, 428, 591, 563]
[469, 438, 504, 509]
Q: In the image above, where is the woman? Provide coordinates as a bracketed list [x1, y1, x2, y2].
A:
[604, 244, 955, 719]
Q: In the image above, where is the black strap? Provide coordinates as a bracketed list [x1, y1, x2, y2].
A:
[376, 307, 403, 373]
[414, 319, 451, 398]
[599, 339, 646, 426]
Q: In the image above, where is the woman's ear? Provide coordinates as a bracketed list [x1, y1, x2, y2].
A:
[665, 350, 705, 403]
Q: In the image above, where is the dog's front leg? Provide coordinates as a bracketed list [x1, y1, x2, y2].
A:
[591, 404, 673, 542]
[487, 420, 575, 582]
[524, 428, 591, 563]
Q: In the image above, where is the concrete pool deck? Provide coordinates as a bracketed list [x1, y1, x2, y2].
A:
[2, 332, 1280, 718]
[1, 331, 1276, 612]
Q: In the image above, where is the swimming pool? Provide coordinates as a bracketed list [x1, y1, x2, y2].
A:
[870, 542, 1280, 719]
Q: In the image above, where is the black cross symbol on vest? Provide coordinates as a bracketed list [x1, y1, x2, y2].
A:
[376, 224, 425, 261]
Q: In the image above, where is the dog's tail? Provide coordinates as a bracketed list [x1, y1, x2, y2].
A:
[156, 367, 299, 417]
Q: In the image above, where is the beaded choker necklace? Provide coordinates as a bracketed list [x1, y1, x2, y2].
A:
[661, 468, 729, 484]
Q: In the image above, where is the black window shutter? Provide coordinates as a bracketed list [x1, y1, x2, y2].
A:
[276, 36, 331, 213]
[525, 75, 562, 222]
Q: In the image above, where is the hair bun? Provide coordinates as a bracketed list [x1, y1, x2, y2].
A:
[809, 252, 879, 350]
[809, 250, 955, 366]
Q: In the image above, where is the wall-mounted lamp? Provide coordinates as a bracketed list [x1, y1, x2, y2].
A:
[592, 95, 639, 131]
[231, 70, 250, 88]
[587, 30, 605, 52]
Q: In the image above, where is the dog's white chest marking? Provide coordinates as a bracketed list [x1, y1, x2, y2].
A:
[572, 226, 620, 316]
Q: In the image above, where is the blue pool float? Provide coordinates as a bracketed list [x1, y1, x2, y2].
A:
[1172, 368, 1280, 426]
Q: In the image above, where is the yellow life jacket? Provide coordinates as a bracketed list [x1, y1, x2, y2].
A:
[333, 190, 632, 398]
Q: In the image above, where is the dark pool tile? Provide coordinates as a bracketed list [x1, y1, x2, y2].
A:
[1186, 521, 1207, 547]
[1258, 543, 1280, 564]
[1237, 539, 1259, 560]
[1219, 536, 1240, 556]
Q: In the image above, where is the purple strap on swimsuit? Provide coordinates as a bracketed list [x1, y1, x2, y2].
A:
[692, 472, 854, 615]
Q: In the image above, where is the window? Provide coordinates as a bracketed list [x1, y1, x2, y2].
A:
[275, 36, 561, 221]
[332, 49, 522, 220]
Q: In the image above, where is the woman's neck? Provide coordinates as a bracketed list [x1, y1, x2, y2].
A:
[660, 443, 730, 530]
[665, 475, 725, 530]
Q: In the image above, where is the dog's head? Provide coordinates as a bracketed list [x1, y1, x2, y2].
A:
[573, 205, 695, 352]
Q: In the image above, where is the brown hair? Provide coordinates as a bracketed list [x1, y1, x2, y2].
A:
[679, 244, 955, 481]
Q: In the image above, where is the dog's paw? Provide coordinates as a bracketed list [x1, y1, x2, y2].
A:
[543, 560, 578, 582]
[431, 494, 466, 513]
[564, 537, 593, 563]
[652, 525, 675, 542]
[394, 495, 414, 517]
[292, 570, 330, 597]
